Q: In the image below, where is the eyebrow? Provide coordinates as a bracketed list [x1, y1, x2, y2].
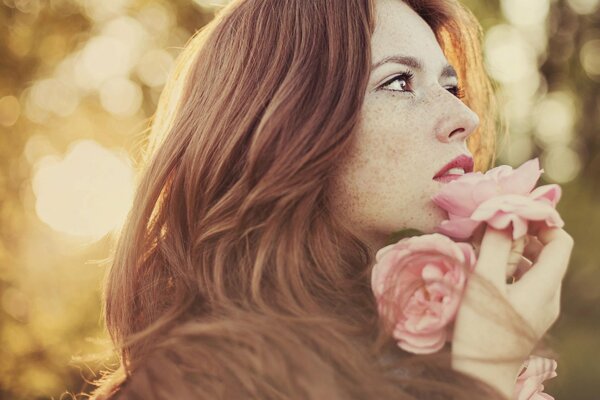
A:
[371, 55, 458, 79]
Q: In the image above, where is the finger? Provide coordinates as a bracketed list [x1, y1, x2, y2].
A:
[513, 257, 533, 281]
[470, 224, 487, 249]
[507, 236, 526, 276]
[523, 235, 543, 263]
[506, 257, 518, 278]
[474, 225, 512, 292]
[512, 228, 573, 300]
[527, 220, 545, 237]
[506, 256, 533, 282]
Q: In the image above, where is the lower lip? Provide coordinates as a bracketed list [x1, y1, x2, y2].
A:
[433, 174, 463, 183]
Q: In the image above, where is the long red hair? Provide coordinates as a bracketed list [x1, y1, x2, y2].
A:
[86, 0, 540, 398]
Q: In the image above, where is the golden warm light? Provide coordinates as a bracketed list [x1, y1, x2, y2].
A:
[99, 77, 143, 116]
[580, 39, 600, 79]
[136, 48, 175, 87]
[566, 0, 600, 14]
[1, 0, 598, 398]
[534, 92, 577, 145]
[542, 145, 582, 183]
[0, 95, 21, 127]
[31, 140, 135, 240]
[192, 0, 231, 9]
[500, 0, 550, 26]
[484, 25, 537, 83]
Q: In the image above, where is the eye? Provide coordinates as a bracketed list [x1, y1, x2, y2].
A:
[379, 71, 414, 93]
[445, 84, 466, 99]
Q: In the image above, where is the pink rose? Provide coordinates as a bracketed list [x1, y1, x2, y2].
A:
[513, 355, 558, 400]
[371, 234, 476, 354]
[432, 158, 564, 240]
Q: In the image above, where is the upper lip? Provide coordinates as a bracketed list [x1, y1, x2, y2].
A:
[433, 154, 474, 179]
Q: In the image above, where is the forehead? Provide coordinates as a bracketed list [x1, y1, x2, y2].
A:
[371, 0, 447, 67]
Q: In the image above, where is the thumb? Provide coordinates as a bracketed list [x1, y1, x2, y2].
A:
[473, 225, 512, 293]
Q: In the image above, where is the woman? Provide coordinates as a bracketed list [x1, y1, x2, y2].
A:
[90, 0, 573, 398]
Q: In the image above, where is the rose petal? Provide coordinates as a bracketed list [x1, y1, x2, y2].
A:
[530, 184, 562, 207]
[471, 179, 502, 204]
[393, 326, 447, 354]
[514, 356, 558, 400]
[497, 158, 542, 195]
[470, 195, 564, 238]
[435, 218, 482, 239]
[371, 234, 476, 355]
[432, 159, 562, 241]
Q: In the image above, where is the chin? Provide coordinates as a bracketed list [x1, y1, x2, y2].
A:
[386, 205, 447, 238]
[415, 202, 448, 234]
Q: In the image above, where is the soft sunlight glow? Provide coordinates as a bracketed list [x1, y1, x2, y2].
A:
[566, 0, 600, 14]
[74, 18, 147, 90]
[499, 74, 544, 132]
[542, 145, 582, 183]
[504, 71, 545, 99]
[75, 36, 131, 89]
[31, 140, 135, 240]
[0, 95, 21, 127]
[484, 25, 537, 83]
[503, 96, 534, 131]
[137, 3, 175, 36]
[580, 39, 600, 79]
[500, 0, 550, 27]
[192, 0, 230, 9]
[6, 20, 33, 58]
[28, 78, 79, 117]
[136, 49, 174, 87]
[82, 0, 134, 21]
[534, 92, 576, 145]
[99, 77, 143, 116]
[502, 135, 535, 166]
[23, 134, 57, 165]
[102, 16, 148, 58]
[2, 287, 28, 322]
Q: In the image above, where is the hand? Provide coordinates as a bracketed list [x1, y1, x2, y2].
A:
[450, 225, 573, 398]
[508, 234, 544, 282]
[470, 229, 541, 283]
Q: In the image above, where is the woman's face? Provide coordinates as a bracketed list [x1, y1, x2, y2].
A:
[329, 0, 480, 252]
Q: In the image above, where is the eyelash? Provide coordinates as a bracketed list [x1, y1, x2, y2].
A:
[379, 71, 466, 99]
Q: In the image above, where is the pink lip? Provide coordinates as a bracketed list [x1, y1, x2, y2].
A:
[433, 154, 474, 181]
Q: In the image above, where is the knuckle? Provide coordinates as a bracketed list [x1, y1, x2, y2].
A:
[559, 229, 574, 248]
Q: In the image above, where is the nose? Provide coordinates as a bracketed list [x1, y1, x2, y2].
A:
[435, 98, 480, 144]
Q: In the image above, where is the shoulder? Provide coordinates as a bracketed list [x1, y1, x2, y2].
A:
[112, 313, 346, 399]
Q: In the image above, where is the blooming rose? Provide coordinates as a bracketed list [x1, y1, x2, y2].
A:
[513, 355, 558, 400]
[432, 158, 564, 240]
[371, 234, 476, 354]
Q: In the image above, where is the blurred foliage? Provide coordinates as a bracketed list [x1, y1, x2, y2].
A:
[0, 0, 598, 399]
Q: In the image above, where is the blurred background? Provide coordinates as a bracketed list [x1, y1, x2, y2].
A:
[0, 0, 598, 398]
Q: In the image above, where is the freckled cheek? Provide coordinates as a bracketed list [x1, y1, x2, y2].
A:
[355, 99, 434, 197]
[345, 156, 410, 211]
[358, 127, 420, 174]
[348, 133, 406, 187]
[360, 102, 424, 159]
